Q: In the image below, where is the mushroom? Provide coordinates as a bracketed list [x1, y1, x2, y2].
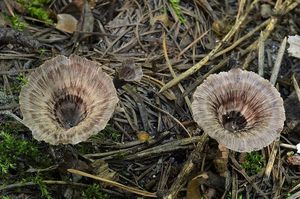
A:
[19, 55, 119, 145]
[191, 68, 285, 152]
[113, 59, 143, 89]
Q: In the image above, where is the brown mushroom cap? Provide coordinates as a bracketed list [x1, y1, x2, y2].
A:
[19, 55, 119, 145]
[192, 68, 285, 152]
[116, 59, 143, 82]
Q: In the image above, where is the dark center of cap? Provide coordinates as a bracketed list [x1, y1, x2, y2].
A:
[54, 94, 87, 129]
[222, 111, 247, 132]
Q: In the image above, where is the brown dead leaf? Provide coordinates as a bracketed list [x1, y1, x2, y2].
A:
[187, 173, 209, 199]
[92, 159, 118, 182]
[56, 14, 78, 33]
[150, 13, 172, 28]
[187, 172, 225, 199]
[212, 19, 232, 36]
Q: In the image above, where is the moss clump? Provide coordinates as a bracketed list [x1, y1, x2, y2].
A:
[33, 175, 53, 199]
[82, 184, 108, 199]
[27, 6, 52, 24]
[226, 192, 244, 199]
[16, 74, 29, 86]
[102, 126, 122, 142]
[7, 15, 27, 30]
[241, 151, 264, 176]
[9, 74, 29, 96]
[0, 131, 39, 175]
[1, 196, 12, 199]
[169, 0, 186, 23]
[90, 125, 122, 142]
[17, 0, 53, 24]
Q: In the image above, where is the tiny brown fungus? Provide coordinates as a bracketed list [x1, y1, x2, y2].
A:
[113, 59, 143, 88]
[19, 55, 119, 145]
[192, 68, 285, 152]
[116, 59, 143, 82]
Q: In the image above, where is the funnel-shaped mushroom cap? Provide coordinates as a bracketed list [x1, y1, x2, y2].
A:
[19, 55, 119, 145]
[192, 69, 285, 152]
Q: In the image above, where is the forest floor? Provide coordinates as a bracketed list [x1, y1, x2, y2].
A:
[1, 0, 300, 199]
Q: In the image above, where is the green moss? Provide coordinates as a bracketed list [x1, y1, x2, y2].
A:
[286, 192, 292, 197]
[1, 196, 11, 199]
[0, 121, 53, 179]
[33, 175, 53, 199]
[0, 131, 40, 175]
[76, 143, 95, 154]
[38, 48, 47, 56]
[0, 121, 23, 133]
[17, 0, 53, 24]
[29, 0, 50, 7]
[104, 126, 122, 142]
[16, 74, 29, 86]
[169, 0, 186, 23]
[82, 184, 108, 199]
[77, 126, 122, 155]
[226, 192, 244, 199]
[27, 6, 53, 24]
[10, 74, 29, 95]
[90, 125, 122, 142]
[7, 15, 27, 30]
[241, 152, 264, 176]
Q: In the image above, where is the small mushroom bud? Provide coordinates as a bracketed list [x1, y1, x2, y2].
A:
[113, 59, 143, 89]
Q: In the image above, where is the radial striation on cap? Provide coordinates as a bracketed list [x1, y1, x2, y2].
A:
[19, 54, 119, 145]
[191, 68, 285, 152]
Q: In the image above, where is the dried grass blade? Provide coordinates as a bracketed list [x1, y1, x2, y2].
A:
[258, 32, 265, 76]
[263, 141, 279, 180]
[67, 169, 157, 198]
[270, 37, 287, 85]
[162, 32, 192, 112]
[292, 74, 300, 102]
